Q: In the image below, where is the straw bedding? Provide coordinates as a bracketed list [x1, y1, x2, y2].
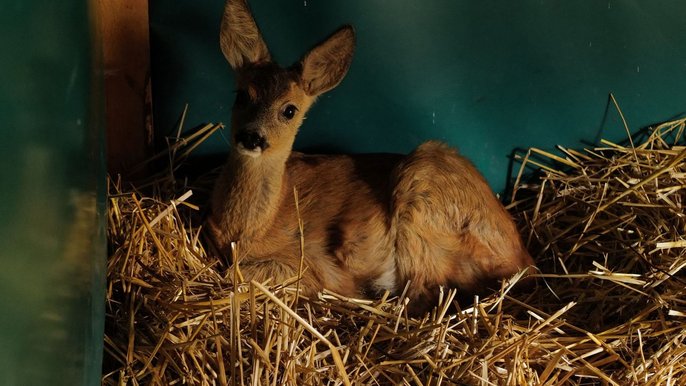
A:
[103, 116, 686, 385]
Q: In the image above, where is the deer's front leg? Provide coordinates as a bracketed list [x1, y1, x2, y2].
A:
[236, 258, 295, 284]
[233, 256, 321, 297]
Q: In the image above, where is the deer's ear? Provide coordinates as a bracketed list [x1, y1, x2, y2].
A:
[300, 26, 355, 97]
[220, 0, 271, 69]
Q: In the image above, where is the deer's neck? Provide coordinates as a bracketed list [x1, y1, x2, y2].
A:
[211, 152, 289, 244]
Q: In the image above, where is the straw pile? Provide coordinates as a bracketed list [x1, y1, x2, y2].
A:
[103, 116, 686, 385]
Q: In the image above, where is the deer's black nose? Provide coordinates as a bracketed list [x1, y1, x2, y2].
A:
[235, 130, 268, 151]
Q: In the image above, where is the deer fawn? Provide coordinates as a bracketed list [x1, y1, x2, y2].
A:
[207, 0, 534, 314]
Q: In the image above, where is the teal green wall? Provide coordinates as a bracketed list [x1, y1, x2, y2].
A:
[150, 0, 686, 192]
[0, 1, 105, 385]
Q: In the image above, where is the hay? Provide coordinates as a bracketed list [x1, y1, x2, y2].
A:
[103, 116, 686, 385]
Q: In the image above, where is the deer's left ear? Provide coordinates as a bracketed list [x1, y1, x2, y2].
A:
[220, 0, 271, 69]
[299, 26, 355, 97]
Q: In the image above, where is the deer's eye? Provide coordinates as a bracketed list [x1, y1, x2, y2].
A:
[234, 90, 249, 106]
[282, 104, 298, 120]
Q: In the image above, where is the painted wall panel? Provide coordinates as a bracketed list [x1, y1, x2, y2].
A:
[0, 1, 105, 385]
[150, 0, 686, 192]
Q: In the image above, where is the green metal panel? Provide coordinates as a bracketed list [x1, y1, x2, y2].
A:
[0, 1, 105, 385]
[150, 0, 686, 192]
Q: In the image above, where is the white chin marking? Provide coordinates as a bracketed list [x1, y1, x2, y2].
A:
[236, 143, 262, 158]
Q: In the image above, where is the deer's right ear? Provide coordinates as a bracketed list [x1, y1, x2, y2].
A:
[220, 0, 271, 69]
[300, 26, 356, 97]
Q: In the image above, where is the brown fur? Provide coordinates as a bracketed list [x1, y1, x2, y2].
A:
[209, 0, 535, 315]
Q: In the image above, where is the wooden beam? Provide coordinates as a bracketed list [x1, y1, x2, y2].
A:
[96, 0, 153, 178]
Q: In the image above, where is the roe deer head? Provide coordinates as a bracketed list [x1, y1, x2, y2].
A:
[207, 0, 535, 315]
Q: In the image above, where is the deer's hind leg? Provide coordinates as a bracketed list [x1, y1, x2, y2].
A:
[391, 141, 533, 314]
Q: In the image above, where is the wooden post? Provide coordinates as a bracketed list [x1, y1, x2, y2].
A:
[95, 0, 153, 178]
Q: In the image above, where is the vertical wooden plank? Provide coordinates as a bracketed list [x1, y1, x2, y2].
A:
[1, 2, 106, 384]
[96, 0, 152, 178]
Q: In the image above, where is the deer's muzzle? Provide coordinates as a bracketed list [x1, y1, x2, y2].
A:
[235, 130, 269, 154]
